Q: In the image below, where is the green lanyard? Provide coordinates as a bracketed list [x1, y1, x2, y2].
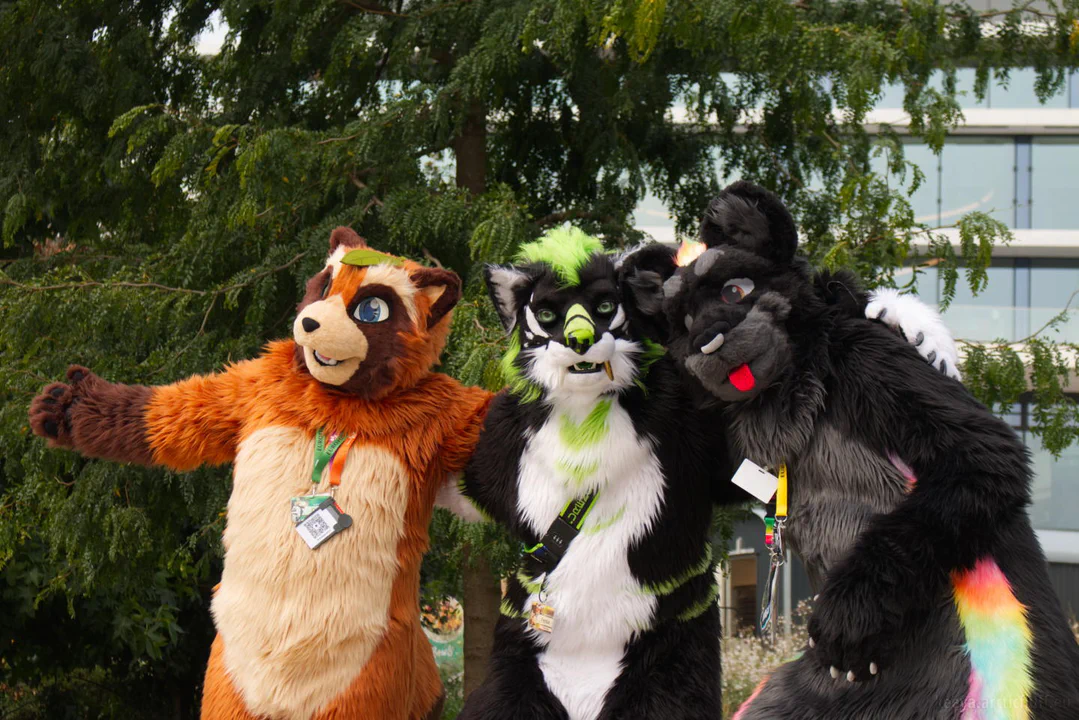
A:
[311, 428, 349, 486]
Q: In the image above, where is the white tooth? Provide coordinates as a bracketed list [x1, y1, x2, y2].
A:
[700, 333, 725, 355]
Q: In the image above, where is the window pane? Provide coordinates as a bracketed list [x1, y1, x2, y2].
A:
[875, 69, 986, 110]
[1028, 433, 1079, 532]
[939, 262, 1016, 342]
[1030, 260, 1079, 343]
[989, 68, 1069, 109]
[940, 139, 1014, 228]
[1031, 139, 1079, 229]
[871, 142, 939, 226]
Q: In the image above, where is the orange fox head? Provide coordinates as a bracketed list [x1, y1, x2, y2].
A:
[292, 227, 460, 399]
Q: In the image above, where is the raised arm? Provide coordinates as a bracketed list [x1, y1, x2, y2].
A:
[29, 359, 261, 471]
[807, 321, 1029, 680]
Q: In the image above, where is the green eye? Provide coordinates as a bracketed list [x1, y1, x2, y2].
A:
[536, 308, 557, 324]
[596, 301, 615, 315]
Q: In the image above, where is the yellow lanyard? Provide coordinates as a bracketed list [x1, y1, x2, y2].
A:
[776, 463, 788, 519]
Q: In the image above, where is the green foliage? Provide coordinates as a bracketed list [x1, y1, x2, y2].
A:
[2, 0, 1078, 716]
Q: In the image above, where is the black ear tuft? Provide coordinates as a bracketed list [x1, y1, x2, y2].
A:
[700, 181, 797, 266]
[484, 264, 532, 333]
[617, 243, 677, 319]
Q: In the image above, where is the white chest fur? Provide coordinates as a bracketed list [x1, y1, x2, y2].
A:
[516, 400, 666, 720]
[211, 426, 410, 720]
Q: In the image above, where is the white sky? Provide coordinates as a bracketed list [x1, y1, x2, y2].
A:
[194, 11, 227, 56]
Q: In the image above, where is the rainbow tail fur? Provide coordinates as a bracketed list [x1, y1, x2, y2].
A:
[952, 558, 1034, 720]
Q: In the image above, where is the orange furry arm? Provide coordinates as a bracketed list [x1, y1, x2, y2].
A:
[143, 359, 263, 470]
[438, 385, 494, 476]
[29, 360, 260, 471]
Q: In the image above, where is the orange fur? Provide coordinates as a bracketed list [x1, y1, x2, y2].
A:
[32, 232, 493, 720]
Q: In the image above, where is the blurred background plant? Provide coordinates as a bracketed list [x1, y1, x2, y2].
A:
[1, 0, 1077, 716]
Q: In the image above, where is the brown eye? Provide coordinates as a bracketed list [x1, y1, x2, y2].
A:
[321, 276, 332, 298]
[721, 278, 754, 304]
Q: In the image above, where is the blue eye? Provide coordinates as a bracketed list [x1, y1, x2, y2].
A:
[354, 297, 390, 323]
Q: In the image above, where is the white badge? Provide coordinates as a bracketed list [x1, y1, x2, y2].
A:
[731, 459, 780, 503]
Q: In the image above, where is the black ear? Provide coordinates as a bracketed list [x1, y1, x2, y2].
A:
[484, 264, 531, 332]
[617, 243, 677, 319]
[700, 181, 797, 266]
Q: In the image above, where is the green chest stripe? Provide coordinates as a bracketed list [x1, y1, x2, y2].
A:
[641, 544, 714, 596]
[556, 457, 600, 487]
[581, 504, 626, 535]
[558, 399, 612, 450]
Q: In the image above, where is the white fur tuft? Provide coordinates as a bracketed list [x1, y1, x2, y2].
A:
[865, 289, 961, 380]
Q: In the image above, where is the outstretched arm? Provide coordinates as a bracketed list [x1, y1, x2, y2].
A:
[807, 322, 1028, 681]
[815, 268, 960, 380]
[29, 360, 261, 471]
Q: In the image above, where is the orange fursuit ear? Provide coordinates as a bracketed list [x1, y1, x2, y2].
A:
[410, 267, 462, 329]
[329, 226, 368, 252]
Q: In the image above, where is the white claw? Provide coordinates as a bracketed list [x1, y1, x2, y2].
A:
[870, 662, 879, 676]
[813, 594, 820, 602]
[847, 671, 856, 683]
[700, 333, 725, 355]
[808, 637, 815, 648]
[829, 666, 840, 680]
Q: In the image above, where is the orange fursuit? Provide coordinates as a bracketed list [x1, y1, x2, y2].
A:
[28, 228, 492, 720]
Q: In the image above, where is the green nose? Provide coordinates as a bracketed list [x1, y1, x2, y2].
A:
[564, 303, 595, 353]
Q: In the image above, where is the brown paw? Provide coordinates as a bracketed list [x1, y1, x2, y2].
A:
[28, 366, 98, 446]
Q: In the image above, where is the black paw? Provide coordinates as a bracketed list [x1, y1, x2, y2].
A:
[806, 565, 904, 682]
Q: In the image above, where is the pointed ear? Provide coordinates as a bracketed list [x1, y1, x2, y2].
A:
[700, 181, 797, 266]
[329, 226, 368, 253]
[410, 267, 462, 329]
[618, 243, 677, 319]
[484, 264, 531, 333]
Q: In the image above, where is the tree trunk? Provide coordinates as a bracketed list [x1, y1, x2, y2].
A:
[461, 545, 500, 697]
[454, 98, 500, 699]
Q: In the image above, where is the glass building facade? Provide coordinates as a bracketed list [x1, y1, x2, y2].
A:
[639, 67, 1079, 626]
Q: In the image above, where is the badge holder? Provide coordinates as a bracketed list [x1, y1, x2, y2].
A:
[291, 428, 357, 549]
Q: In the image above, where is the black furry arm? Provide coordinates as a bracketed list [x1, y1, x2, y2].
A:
[808, 320, 1030, 678]
[460, 390, 536, 536]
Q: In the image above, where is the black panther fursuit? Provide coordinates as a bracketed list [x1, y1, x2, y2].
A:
[662, 181, 1079, 719]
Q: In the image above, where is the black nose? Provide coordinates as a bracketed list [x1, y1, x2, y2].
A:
[566, 336, 593, 354]
[302, 317, 320, 333]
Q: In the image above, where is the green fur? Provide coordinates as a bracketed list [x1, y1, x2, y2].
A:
[516, 570, 544, 594]
[515, 226, 604, 287]
[556, 457, 600, 487]
[676, 582, 721, 622]
[641, 545, 714, 596]
[633, 338, 667, 393]
[559, 400, 612, 450]
[499, 599, 528, 619]
[500, 333, 542, 403]
[582, 504, 626, 535]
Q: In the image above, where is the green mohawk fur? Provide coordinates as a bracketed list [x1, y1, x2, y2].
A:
[515, 225, 605, 286]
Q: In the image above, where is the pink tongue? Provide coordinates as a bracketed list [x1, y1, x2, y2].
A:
[729, 364, 756, 392]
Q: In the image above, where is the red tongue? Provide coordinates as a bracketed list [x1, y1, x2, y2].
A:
[728, 363, 756, 392]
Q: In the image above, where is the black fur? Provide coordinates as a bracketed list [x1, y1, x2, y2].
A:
[459, 247, 745, 720]
[664, 182, 1079, 718]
